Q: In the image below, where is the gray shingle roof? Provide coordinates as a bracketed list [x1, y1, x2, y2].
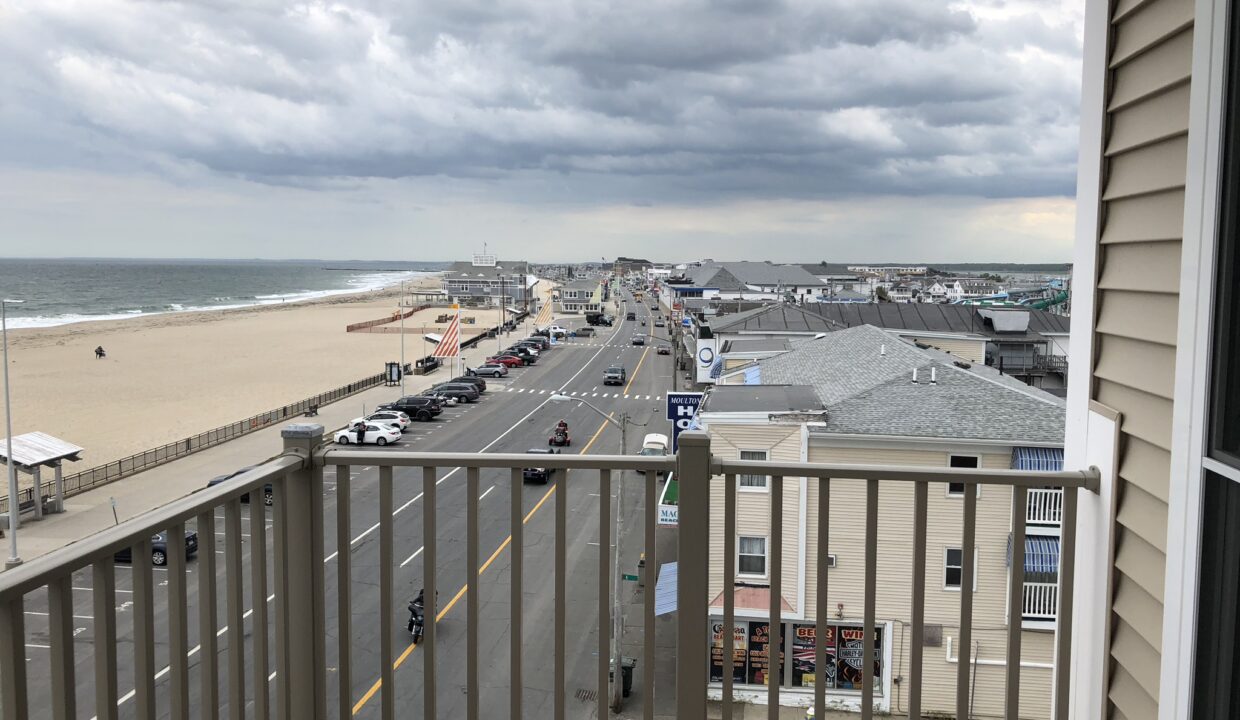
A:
[817, 363, 1064, 443]
[707, 303, 846, 334]
[702, 385, 825, 413]
[708, 262, 825, 288]
[719, 324, 1064, 443]
[802, 303, 1070, 335]
[444, 260, 530, 277]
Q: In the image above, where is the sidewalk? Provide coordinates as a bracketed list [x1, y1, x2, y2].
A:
[6, 313, 545, 563]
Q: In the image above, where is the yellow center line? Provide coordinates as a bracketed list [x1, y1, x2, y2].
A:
[351, 408, 616, 715]
[623, 345, 650, 396]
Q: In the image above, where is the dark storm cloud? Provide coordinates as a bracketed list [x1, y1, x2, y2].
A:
[0, 0, 1083, 200]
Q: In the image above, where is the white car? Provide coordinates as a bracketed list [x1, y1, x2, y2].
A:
[351, 411, 410, 432]
[545, 325, 569, 338]
[639, 433, 669, 457]
[334, 423, 402, 446]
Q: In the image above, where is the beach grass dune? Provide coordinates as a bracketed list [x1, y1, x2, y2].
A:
[2, 274, 502, 486]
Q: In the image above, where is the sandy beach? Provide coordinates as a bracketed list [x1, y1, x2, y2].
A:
[2, 274, 527, 482]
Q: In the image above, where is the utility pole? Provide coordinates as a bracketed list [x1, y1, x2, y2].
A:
[399, 281, 406, 394]
[612, 410, 627, 711]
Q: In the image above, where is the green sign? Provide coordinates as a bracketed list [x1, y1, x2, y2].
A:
[622, 574, 639, 582]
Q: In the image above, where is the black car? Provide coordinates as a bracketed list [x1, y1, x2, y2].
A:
[522, 336, 552, 350]
[625, 312, 636, 320]
[523, 448, 559, 483]
[206, 466, 272, 505]
[432, 383, 481, 402]
[451, 375, 487, 392]
[504, 347, 538, 364]
[631, 335, 646, 346]
[114, 530, 198, 567]
[378, 396, 443, 421]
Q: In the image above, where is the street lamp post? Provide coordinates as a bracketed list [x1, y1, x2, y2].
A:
[3, 299, 24, 569]
[497, 267, 506, 354]
[550, 393, 631, 710]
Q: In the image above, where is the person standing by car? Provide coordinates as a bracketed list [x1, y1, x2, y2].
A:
[354, 421, 366, 445]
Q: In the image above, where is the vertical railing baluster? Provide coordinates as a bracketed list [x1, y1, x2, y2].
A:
[598, 468, 611, 718]
[675, 431, 710, 720]
[956, 482, 978, 720]
[335, 465, 351, 720]
[510, 467, 522, 720]
[909, 481, 928, 720]
[467, 466, 480, 720]
[0, 593, 28, 720]
[169, 520, 191, 720]
[249, 486, 269, 720]
[723, 474, 735, 720]
[1054, 485, 1079, 720]
[48, 576, 76, 720]
[225, 499, 246, 720]
[198, 509, 219, 718]
[272, 475, 289, 720]
[768, 475, 783, 719]
[379, 465, 394, 720]
[93, 560, 119, 720]
[309, 456, 327, 720]
[555, 466, 567, 720]
[814, 478, 829, 720]
[132, 537, 156, 720]
[862, 480, 878, 720]
[1006, 487, 1028, 720]
[422, 466, 437, 720]
[643, 469, 656, 720]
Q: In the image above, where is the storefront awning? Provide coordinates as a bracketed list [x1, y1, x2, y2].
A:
[710, 585, 795, 614]
[1011, 446, 1064, 472]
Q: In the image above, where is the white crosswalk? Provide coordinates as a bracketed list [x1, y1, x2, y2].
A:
[500, 386, 661, 401]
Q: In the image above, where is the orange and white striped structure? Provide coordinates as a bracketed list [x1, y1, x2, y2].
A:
[432, 304, 462, 373]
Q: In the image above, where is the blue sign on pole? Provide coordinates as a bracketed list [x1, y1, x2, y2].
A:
[665, 392, 704, 452]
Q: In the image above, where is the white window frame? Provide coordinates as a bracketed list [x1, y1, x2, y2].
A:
[737, 449, 770, 491]
[942, 546, 979, 592]
[945, 454, 982, 498]
[737, 535, 768, 579]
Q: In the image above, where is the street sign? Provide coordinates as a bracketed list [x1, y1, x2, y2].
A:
[665, 392, 704, 452]
[622, 574, 640, 582]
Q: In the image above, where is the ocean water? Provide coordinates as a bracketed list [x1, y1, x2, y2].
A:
[0, 258, 448, 329]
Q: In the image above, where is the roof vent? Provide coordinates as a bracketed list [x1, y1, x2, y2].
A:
[953, 360, 972, 370]
[912, 368, 919, 384]
[930, 367, 937, 385]
[881, 344, 886, 357]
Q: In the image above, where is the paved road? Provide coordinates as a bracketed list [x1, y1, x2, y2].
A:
[19, 289, 678, 720]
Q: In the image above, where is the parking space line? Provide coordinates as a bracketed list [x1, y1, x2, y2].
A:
[399, 546, 424, 568]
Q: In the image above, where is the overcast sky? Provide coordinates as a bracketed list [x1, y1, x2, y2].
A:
[0, 0, 1084, 263]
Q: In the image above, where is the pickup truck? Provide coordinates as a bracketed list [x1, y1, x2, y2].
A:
[603, 365, 627, 385]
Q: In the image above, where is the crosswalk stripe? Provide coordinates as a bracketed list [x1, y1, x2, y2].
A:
[624, 394, 630, 399]
[592, 393, 598, 397]
[507, 388, 514, 392]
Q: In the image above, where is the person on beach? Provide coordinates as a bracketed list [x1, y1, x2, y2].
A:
[94, 346, 105, 359]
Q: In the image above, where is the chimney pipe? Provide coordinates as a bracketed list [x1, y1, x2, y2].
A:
[912, 368, 919, 384]
[931, 367, 938, 384]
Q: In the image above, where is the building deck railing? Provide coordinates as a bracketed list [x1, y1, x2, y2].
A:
[1024, 581, 1060, 623]
[0, 427, 1097, 720]
[1027, 487, 1064, 526]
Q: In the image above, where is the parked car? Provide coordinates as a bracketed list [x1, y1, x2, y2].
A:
[545, 325, 569, 338]
[474, 363, 509, 378]
[334, 423, 402, 446]
[487, 355, 525, 368]
[576, 327, 596, 336]
[420, 389, 457, 405]
[513, 341, 544, 354]
[432, 383, 481, 403]
[657, 345, 671, 355]
[114, 529, 198, 567]
[450, 375, 487, 392]
[206, 466, 271, 505]
[522, 336, 552, 350]
[523, 448, 559, 484]
[351, 411, 411, 432]
[603, 365, 627, 385]
[504, 347, 538, 364]
[378, 396, 442, 421]
[631, 335, 646, 345]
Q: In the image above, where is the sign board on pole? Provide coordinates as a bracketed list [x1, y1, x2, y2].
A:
[472, 254, 497, 267]
[665, 392, 704, 452]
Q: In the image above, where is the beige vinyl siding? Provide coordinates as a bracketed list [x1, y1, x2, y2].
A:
[898, 335, 986, 364]
[707, 424, 803, 614]
[802, 444, 1055, 718]
[1093, 3, 1190, 714]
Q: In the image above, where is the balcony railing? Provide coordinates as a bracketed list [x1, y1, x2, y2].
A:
[1024, 582, 1060, 623]
[0, 426, 1097, 720]
[1027, 487, 1064, 526]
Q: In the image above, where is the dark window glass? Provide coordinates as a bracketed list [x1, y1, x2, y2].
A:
[1210, 0, 1240, 468]
[945, 548, 963, 588]
[1193, 472, 1240, 718]
[948, 456, 978, 495]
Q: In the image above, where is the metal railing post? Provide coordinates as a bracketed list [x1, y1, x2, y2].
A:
[676, 431, 711, 720]
[277, 424, 327, 720]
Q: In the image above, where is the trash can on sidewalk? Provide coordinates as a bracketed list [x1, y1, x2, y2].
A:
[610, 656, 637, 698]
